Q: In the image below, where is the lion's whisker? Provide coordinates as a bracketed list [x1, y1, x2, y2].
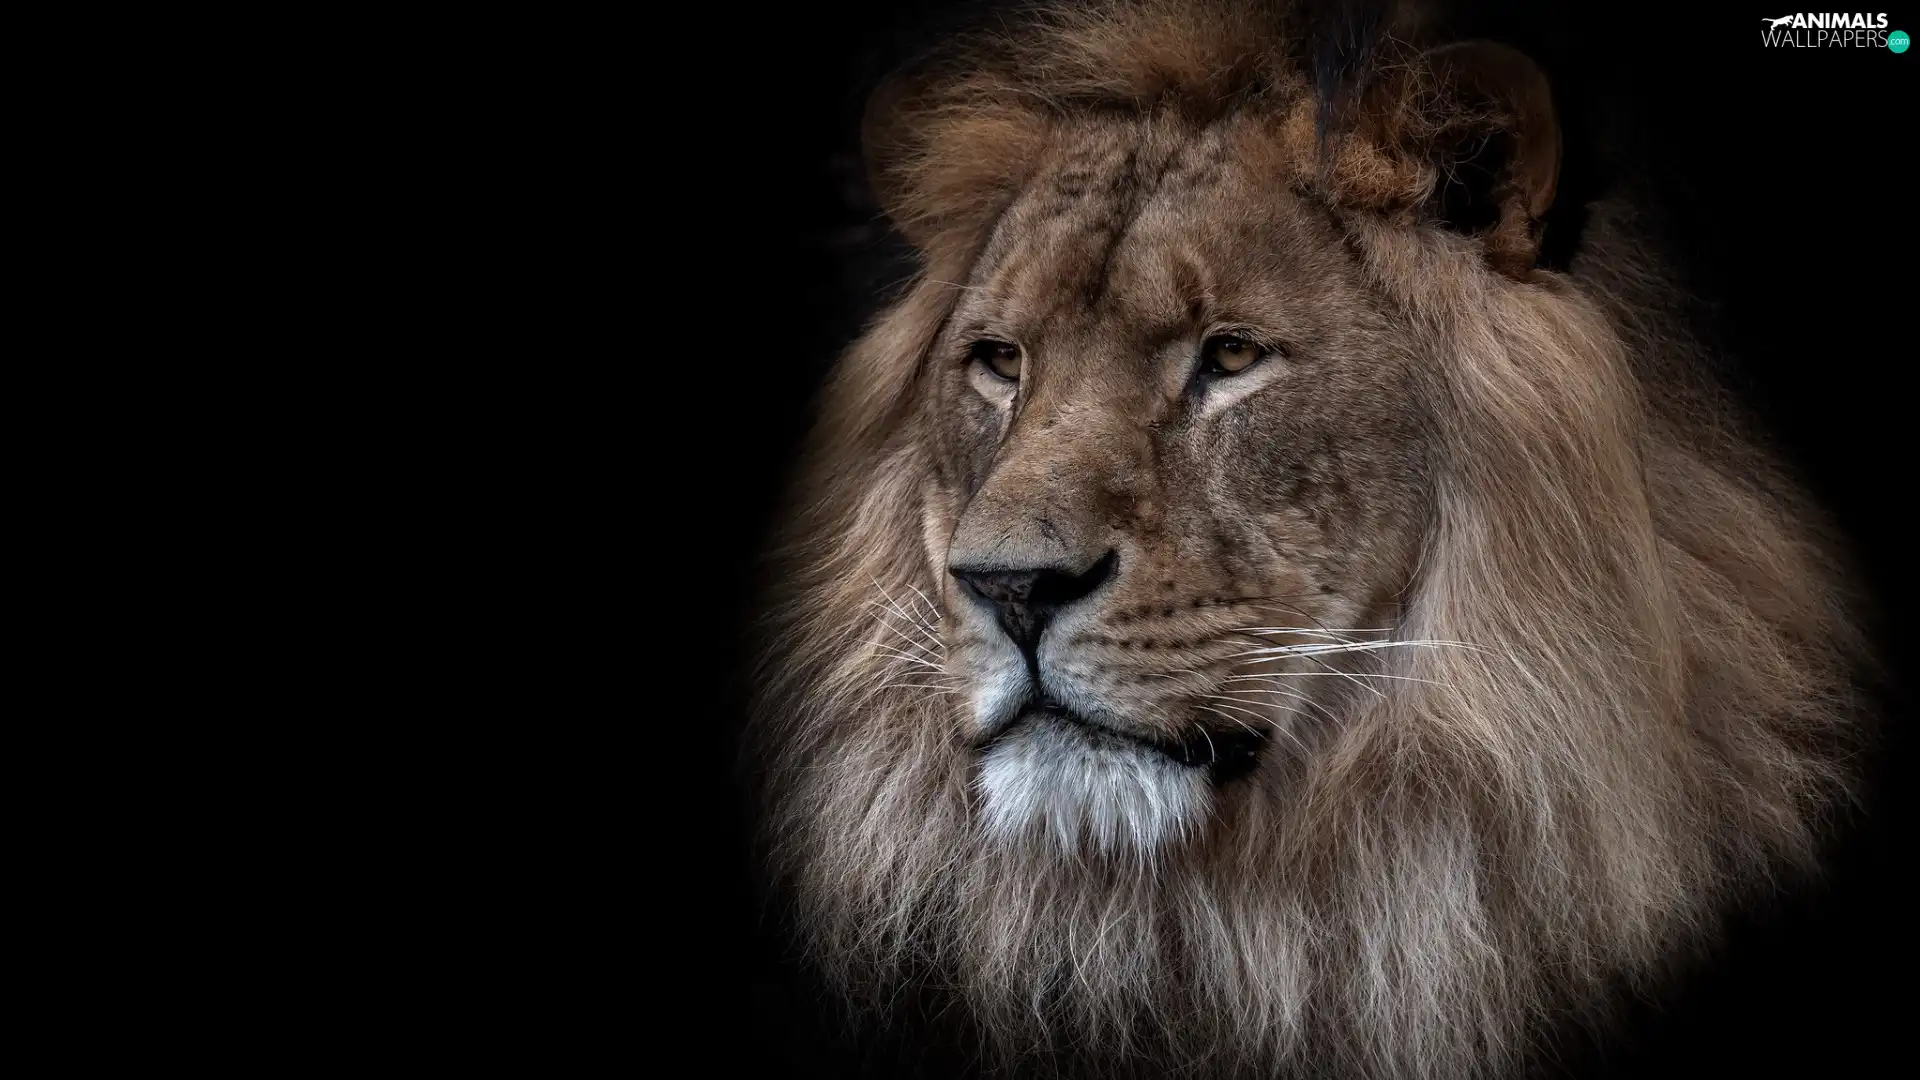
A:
[1197, 696, 1267, 727]
[1223, 671, 1449, 687]
[867, 611, 940, 653]
[866, 595, 946, 653]
[1213, 681, 1344, 729]
[877, 682, 961, 696]
[868, 642, 946, 670]
[900, 579, 946, 622]
[1225, 638, 1486, 660]
[868, 628, 941, 661]
[868, 573, 943, 623]
[1202, 695, 1313, 755]
[1195, 704, 1263, 741]
[1230, 626, 1394, 638]
[1218, 644, 1388, 698]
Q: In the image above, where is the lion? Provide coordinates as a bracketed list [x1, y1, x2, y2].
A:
[745, 1, 1873, 1076]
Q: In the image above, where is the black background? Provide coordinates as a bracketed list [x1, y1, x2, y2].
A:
[619, 1, 1915, 1075]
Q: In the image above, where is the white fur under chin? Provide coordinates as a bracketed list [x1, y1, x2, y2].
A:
[976, 719, 1211, 856]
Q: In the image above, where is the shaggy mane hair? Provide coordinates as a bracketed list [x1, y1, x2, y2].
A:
[747, 2, 1870, 1076]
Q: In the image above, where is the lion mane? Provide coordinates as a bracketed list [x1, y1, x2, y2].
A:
[746, 2, 1870, 1076]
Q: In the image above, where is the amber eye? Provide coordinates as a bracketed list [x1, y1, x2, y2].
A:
[1200, 334, 1268, 376]
[969, 340, 1022, 382]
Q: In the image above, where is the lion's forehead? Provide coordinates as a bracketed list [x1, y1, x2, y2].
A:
[962, 117, 1348, 355]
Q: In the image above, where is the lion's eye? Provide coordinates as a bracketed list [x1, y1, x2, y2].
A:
[1200, 335, 1268, 376]
[969, 340, 1022, 382]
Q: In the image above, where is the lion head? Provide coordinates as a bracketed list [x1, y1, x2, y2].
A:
[748, 1, 1868, 1076]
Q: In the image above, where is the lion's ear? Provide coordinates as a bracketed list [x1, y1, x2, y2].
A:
[1361, 41, 1561, 277]
[860, 66, 1046, 260]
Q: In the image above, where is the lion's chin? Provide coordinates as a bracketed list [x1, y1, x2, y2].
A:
[976, 713, 1213, 856]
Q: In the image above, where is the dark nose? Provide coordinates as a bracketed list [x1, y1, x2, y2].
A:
[950, 550, 1117, 660]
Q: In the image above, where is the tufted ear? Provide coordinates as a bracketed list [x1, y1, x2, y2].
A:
[859, 65, 1047, 262]
[1361, 41, 1562, 277]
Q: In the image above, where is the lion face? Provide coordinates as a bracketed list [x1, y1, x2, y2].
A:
[753, 3, 1865, 1075]
[923, 112, 1430, 853]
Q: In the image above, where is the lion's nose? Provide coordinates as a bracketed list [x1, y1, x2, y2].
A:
[950, 550, 1117, 661]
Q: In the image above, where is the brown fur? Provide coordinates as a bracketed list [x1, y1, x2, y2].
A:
[749, 2, 1869, 1076]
